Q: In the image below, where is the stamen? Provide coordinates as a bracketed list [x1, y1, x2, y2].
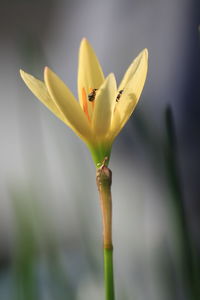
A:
[82, 87, 90, 121]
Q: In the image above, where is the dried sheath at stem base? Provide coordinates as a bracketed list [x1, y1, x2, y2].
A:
[96, 162, 113, 250]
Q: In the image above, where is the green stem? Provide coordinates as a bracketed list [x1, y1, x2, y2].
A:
[96, 159, 115, 300]
[165, 106, 200, 299]
[104, 248, 115, 300]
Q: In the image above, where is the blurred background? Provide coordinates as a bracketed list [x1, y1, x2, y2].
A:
[0, 0, 200, 299]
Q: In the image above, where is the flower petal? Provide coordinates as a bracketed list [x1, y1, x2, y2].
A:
[78, 38, 105, 114]
[111, 49, 148, 138]
[20, 70, 67, 124]
[118, 49, 148, 92]
[44, 67, 92, 141]
[109, 106, 122, 142]
[92, 73, 117, 137]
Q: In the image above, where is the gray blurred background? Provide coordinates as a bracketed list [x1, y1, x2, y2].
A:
[0, 0, 199, 299]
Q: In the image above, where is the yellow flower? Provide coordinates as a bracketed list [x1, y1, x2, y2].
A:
[20, 38, 148, 166]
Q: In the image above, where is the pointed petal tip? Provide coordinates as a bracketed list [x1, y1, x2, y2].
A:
[142, 48, 148, 59]
[80, 37, 89, 47]
[81, 37, 88, 42]
[107, 72, 114, 79]
[44, 66, 50, 75]
[19, 69, 30, 81]
[106, 72, 116, 84]
[19, 69, 24, 77]
[44, 66, 52, 82]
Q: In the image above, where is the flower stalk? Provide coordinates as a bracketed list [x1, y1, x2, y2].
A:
[96, 158, 114, 300]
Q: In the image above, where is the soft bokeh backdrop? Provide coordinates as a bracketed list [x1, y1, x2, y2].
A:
[0, 0, 199, 299]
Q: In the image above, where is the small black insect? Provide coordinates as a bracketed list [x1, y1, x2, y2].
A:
[88, 89, 98, 102]
[116, 90, 124, 102]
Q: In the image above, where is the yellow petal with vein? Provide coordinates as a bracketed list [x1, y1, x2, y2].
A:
[92, 73, 117, 137]
[118, 49, 148, 92]
[112, 49, 148, 138]
[44, 67, 92, 141]
[78, 38, 105, 113]
[109, 106, 121, 142]
[20, 70, 67, 124]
